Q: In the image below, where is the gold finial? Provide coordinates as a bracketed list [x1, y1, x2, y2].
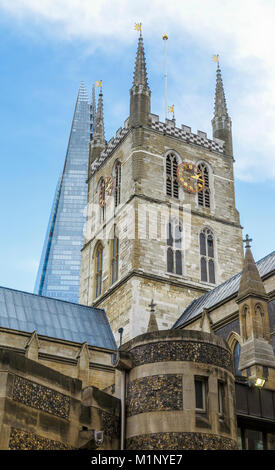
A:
[213, 54, 220, 67]
[134, 22, 142, 33]
[162, 33, 168, 40]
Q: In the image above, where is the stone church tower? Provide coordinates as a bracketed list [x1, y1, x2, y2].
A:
[79, 34, 244, 344]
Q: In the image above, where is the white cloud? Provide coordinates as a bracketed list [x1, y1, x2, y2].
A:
[1, 0, 275, 182]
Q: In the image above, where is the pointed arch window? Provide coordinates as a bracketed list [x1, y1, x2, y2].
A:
[114, 161, 121, 207]
[200, 228, 215, 283]
[111, 235, 119, 284]
[198, 163, 210, 208]
[166, 153, 179, 199]
[95, 243, 103, 297]
[233, 342, 242, 376]
[99, 179, 106, 222]
[167, 220, 183, 275]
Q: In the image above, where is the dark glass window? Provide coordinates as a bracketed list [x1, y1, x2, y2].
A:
[200, 228, 215, 283]
[195, 378, 206, 411]
[167, 220, 183, 275]
[167, 247, 174, 273]
[234, 342, 242, 376]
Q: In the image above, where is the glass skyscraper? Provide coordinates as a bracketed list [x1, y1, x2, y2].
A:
[34, 83, 94, 303]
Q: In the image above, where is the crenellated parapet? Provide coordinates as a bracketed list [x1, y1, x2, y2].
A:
[90, 115, 225, 177]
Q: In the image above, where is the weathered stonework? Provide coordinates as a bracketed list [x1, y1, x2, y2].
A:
[130, 340, 233, 373]
[12, 376, 70, 419]
[126, 432, 238, 450]
[98, 409, 120, 437]
[127, 375, 183, 417]
[9, 428, 70, 450]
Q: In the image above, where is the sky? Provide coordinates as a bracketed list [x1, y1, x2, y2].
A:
[0, 0, 274, 293]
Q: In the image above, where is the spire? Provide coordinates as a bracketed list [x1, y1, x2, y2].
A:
[133, 33, 149, 89]
[93, 87, 105, 146]
[90, 84, 96, 138]
[211, 58, 233, 156]
[147, 300, 158, 333]
[89, 87, 105, 164]
[214, 63, 228, 118]
[129, 32, 151, 128]
[237, 235, 267, 302]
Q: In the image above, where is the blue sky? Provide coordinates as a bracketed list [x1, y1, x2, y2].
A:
[0, 0, 274, 293]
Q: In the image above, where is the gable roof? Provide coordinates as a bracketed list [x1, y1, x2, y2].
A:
[173, 250, 275, 329]
[0, 286, 117, 350]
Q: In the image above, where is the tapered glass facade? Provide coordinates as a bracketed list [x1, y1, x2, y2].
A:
[34, 83, 93, 303]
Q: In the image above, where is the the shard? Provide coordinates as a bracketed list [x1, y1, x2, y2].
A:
[34, 83, 94, 303]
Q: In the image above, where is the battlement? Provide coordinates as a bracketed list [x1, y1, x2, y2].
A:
[91, 114, 224, 176]
[148, 113, 224, 153]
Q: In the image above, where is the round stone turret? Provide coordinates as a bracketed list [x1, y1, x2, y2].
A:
[115, 329, 238, 450]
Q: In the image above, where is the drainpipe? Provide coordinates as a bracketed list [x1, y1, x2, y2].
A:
[120, 369, 126, 450]
[118, 328, 125, 450]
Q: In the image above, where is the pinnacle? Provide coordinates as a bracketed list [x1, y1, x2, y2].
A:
[214, 65, 228, 118]
[237, 243, 267, 301]
[132, 34, 149, 88]
[92, 88, 105, 146]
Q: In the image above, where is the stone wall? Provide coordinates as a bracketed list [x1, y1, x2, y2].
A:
[116, 329, 238, 450]
[0, 349, 120, 450]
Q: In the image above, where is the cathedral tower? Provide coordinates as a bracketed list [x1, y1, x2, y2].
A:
[80, 35, 244, 344]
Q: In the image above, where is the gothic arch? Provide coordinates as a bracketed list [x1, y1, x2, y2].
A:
[241, 304, 249, 340]
[164, 150, 182, 199]
[196, 160, 213, 209]
[112, 159, 122, 207]
[199, 226, 216, 284]
[227, 331, 243, 377]
[93, 241, 104, 298]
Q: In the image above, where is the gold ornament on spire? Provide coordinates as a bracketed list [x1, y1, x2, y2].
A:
[134, 22, 142, 32]
[168, 104, 174, 114]
[96, 80, 102, 88]
[162, 33, 168, 40]
[213, 54, 219, 63]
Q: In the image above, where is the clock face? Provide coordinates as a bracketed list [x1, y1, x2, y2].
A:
[99, 176, 114, 207]
[177, 162, 205, 193]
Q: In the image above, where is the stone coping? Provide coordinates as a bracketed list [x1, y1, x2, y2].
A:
[120, 329, 230, 353]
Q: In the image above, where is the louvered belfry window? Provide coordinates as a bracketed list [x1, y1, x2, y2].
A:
[198, 163, 210, 208]
[166, 153, 179, 199]
[95, 243, 103, 297]
[114, 161, 121, 207]
[167, 220, 183, 275]
[200, 228, 215, 283]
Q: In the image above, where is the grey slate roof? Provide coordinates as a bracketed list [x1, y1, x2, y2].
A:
[173, 250, 275, 329]
[0, 286, 117, 350]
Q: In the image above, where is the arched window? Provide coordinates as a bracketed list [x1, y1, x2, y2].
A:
[111, 235, 119, 284]
[114, 161, 121, 207]
[166, 153, 179, 199]
[99, 179, 106, 222]
[200, 228, 215, 283]
[198, 163, 210, 208]
[95, 243, 103, 297]
[242, 305, 249, 340]
[233, 342, 242, 376]
[167, 220, 183, 275]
